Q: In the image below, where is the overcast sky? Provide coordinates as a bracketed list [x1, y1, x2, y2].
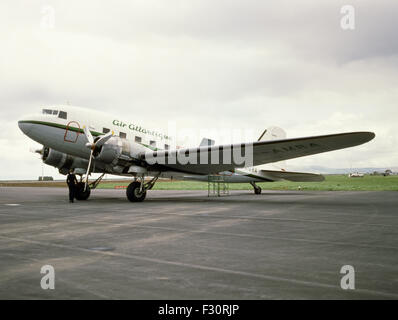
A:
[1, 0, 397, 179]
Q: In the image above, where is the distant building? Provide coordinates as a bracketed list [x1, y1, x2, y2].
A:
[348, 172, 364, 178]
[38, 176, 54, 181]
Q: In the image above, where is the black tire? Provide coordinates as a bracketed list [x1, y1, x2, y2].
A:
[75, 182, 91, 200]
[254, 187, 262, 195]
[126, 181, 147, 202]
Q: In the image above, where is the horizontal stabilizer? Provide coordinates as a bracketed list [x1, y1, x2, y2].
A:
[260, 170, 325, 182]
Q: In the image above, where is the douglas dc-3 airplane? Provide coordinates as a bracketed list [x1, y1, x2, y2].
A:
[18, 105, 375, 202]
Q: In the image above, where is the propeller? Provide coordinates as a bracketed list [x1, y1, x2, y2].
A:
[29, 146, 44, 156]
[83, 126, 113, 191]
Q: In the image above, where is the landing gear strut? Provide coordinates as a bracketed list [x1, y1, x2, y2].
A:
[250, 182, 262, 195]
[126, 174, 159, 202]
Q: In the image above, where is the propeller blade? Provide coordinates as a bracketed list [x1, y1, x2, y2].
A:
[83, 126, 94, 145]
[29, 147, 43, 155]
[84, 149, 94, 192]
[95, 132, 113, 148]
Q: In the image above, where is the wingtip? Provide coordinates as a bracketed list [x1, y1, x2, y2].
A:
[346, 131, 375, 144]
[361, 131, 376, 142]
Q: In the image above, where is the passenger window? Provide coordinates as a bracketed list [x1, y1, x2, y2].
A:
[119, 132, 127, 139]
[58, 111, 67, 119]
[135, 136, 142, 143]
[103, 128, 110, 134]
[164, 144, 169, 150]
[150, 140, 156, 147]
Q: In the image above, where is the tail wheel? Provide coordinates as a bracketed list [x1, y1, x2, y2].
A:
[126, 181, 147, 202]
[75, 182, 91, 200]
[250, 182, 262, 195]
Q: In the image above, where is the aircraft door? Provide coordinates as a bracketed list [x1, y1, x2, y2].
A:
[64, 121, 81, 143]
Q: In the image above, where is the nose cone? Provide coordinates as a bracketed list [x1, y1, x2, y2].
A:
[18, 120, 33, 136]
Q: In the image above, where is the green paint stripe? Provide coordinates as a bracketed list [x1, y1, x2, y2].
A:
[248, 174, 272, 182]
[18, 120, 102, 136]
[139, 142, 160, 151]
[19, 120, 165, 151]
[240, 171, 273, 182]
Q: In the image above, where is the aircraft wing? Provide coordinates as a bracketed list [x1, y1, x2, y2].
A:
[260, 170, 325, 182]
[142, 131, 375, 175]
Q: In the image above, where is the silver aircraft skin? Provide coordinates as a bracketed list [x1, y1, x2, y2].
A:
[18, 105, 375, 201]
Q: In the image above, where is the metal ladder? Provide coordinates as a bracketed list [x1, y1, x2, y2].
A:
[207, 174, 229, 197]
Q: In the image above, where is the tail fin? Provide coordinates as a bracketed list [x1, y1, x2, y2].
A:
[257, 126, 287, 141]
[257, 126, 287, 170]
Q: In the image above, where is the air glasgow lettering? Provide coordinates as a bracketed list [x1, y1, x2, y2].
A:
[113, 119, 171, 140]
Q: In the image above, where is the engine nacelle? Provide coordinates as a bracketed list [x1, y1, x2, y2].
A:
[95, 137, 147, 165]
[42, 137, 148, 175]
[42, 147, 88, 175]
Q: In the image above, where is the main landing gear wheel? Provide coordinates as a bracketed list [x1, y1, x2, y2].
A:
[126, 174, 159, 202]
[126, 181, 147, 202]
[75, 182, 91, 200]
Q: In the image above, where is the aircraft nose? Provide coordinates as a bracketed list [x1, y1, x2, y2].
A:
[18, 120, 33, 135]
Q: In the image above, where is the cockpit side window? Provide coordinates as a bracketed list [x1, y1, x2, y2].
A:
[58, 111, 67, 119]
[53, 110, 58, 115]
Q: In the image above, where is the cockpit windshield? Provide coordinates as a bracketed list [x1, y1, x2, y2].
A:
[42, 109, 67, 119]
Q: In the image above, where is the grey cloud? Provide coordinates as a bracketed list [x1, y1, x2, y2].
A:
[0, 1, 397, 179]
[36, 0, 398, 63]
